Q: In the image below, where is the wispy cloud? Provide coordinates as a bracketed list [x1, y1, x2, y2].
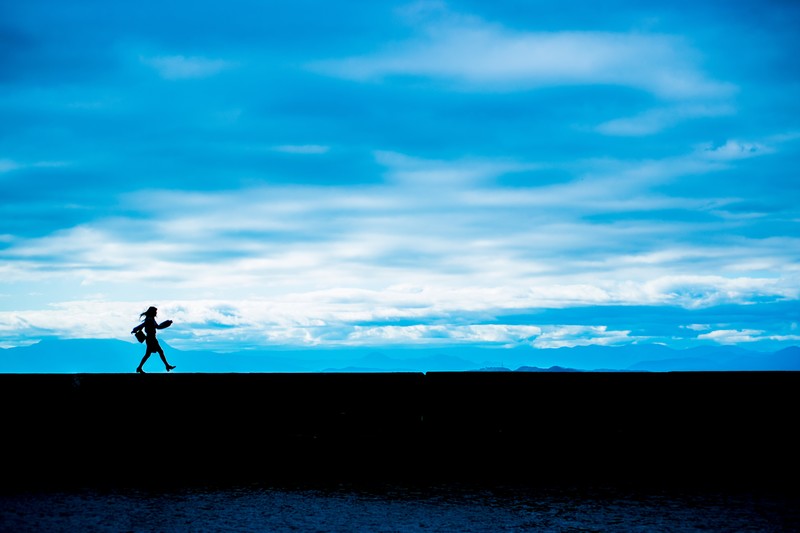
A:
[141, 54, 235, 80]
[2, 139, 797, 350]
[697, 329, 767, 344]
[697, 139, 775, 161]
[596, 103, 735, 136]
[272, 145, 331, 154]
[375, 150, 536, 187]
[0, 159, 21, 173]
[0, 159, 69, 173]
[312, 7, 733, 101]
[531, 325, 637, 349]
[310, 3, 736, 137]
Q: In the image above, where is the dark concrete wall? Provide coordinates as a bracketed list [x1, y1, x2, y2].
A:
[1, 372, 797, 490]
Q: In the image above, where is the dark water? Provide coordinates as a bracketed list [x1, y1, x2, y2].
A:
[2, 482, 798, 532]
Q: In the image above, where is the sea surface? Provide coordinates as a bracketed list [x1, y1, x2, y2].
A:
[2, 481, 798, 532]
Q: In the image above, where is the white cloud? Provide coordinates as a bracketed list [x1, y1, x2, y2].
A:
[347, 324, 542, 345]
[272, 145, 331, 154]
[642, 275, 795, 308]
[596, 103, 735, 136]
[310, 4, 736, 136]
[0, 275, 795, 349]
[697, 140, 775, 161]
[0, 159, 69, 173]
[375, 150, 536, 187]
[683, 324, 711, 331]
[697, 329, 764, 344]
[142, 55, 234, 80]
[0, 297, 631, 350]
[531, 325, 636, 349]
[3, 158, 798, 305]
[0, 159, 20, 173]
[1, 142, 798, 349]
[312, 8, 734, 101]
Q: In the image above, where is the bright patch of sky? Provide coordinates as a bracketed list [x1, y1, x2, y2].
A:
[1, 0, 798, 358]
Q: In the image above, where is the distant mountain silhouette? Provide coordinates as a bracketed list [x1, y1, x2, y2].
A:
[515, 365, 584, 372]
[628, 345, 800, 371]
[0, 338, 138, 373]
[1, 338, 798, 373]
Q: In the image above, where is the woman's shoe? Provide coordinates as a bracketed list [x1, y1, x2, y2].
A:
[136, 367, 145, 374]
[166, 365, 176, 372]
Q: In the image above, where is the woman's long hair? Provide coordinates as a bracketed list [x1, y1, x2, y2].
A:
[140, 306, 158, 319]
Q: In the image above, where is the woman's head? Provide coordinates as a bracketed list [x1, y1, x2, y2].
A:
[140, 306, 158, 319]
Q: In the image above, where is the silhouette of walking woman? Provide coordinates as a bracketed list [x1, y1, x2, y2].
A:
[131, 306, 176, 373]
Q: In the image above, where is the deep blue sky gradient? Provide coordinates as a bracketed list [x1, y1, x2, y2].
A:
[1, 1, 799, 362]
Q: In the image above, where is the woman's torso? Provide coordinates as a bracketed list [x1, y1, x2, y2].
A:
[143, 316, 158, 337]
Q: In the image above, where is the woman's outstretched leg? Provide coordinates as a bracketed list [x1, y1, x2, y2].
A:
[137, 350, 152, 373]
[157, 348, 176, 372]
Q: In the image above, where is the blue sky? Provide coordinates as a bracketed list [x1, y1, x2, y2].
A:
[1, 0, 799, 358]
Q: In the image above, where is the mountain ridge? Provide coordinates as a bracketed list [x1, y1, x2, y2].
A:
[1, 338, 799, 373]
